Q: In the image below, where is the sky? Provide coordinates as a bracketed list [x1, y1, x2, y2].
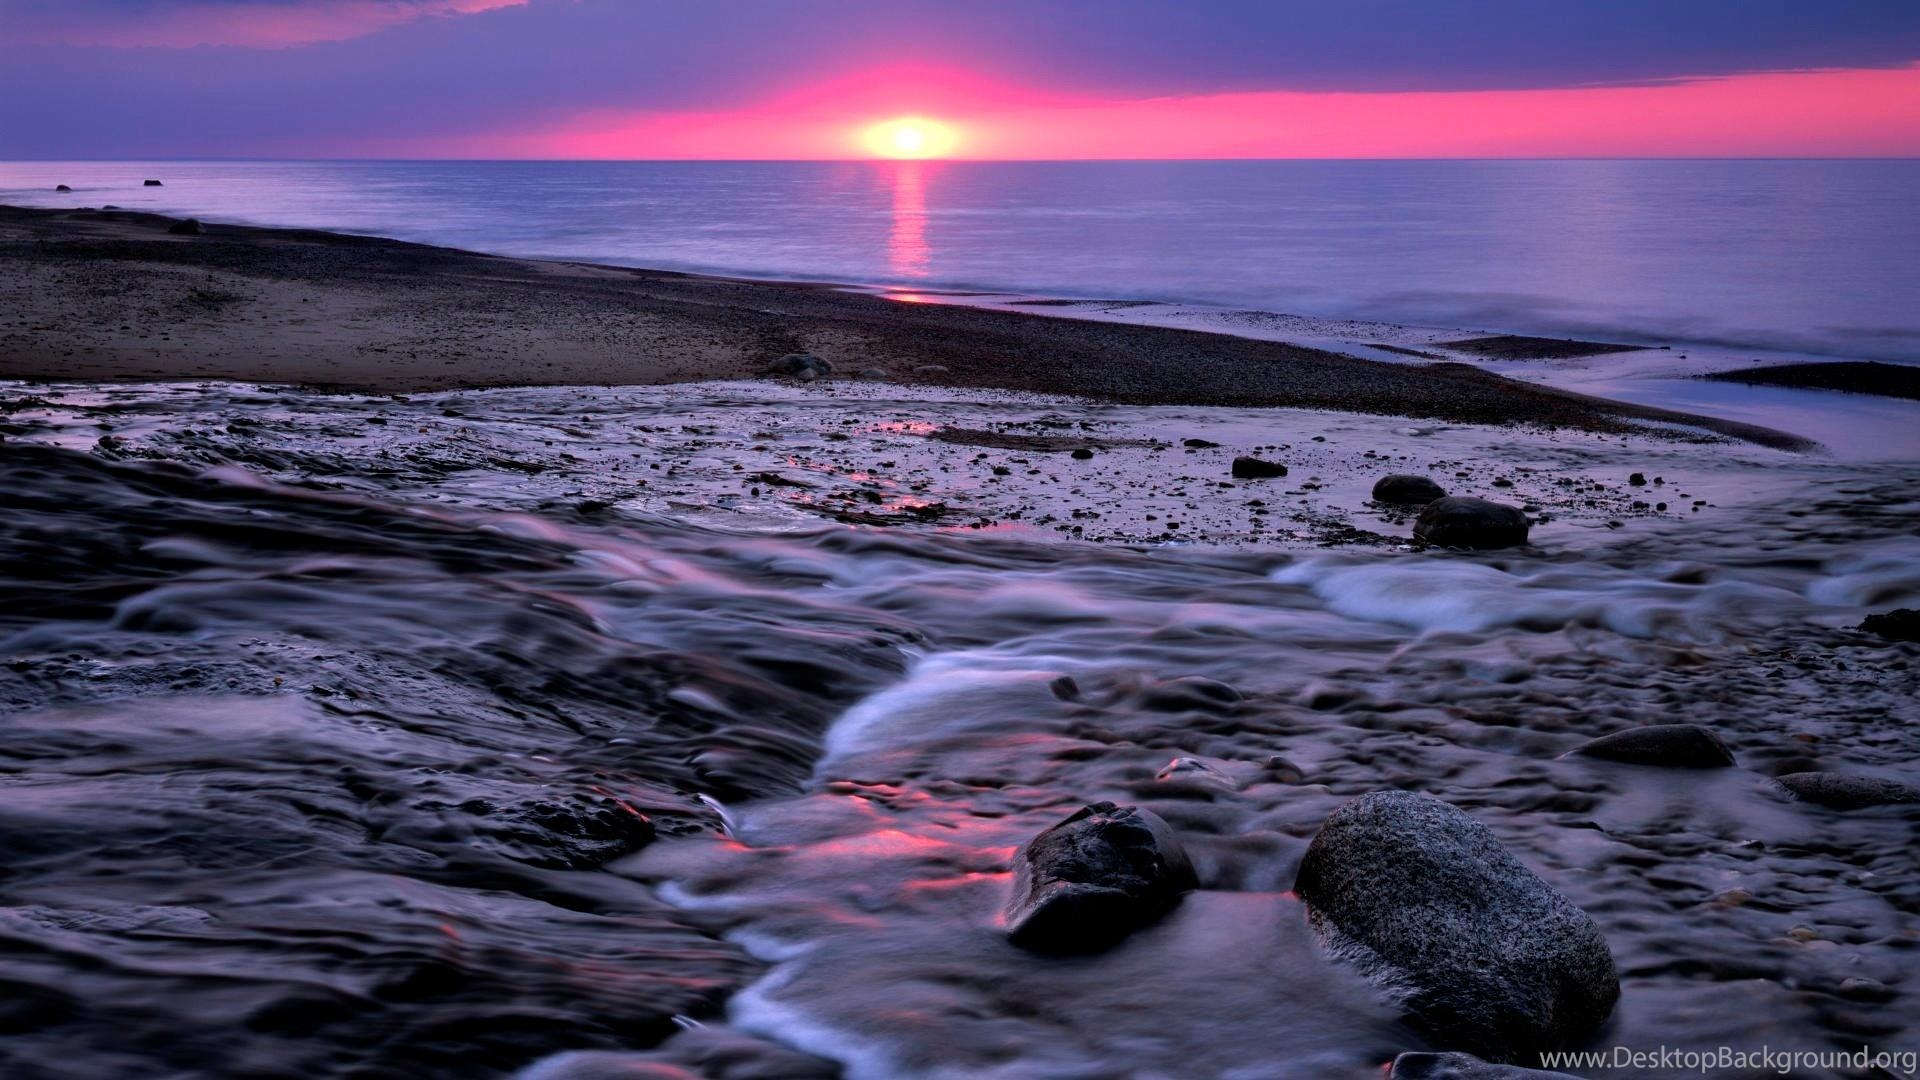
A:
[3, 0, 1919, 159]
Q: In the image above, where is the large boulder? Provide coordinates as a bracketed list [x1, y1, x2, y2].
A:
[1372, 474, 1448, 506]
[1295, 791, 1618, 1062]
[1005, 802, 1196, 953]
[1775, 772, 1920, 809]
[1566, 724, 1735, 769]
[1390, 1052, 1580, 1079]
[1859, 608, 1920, 642]
[1414, 496, 1530, 550]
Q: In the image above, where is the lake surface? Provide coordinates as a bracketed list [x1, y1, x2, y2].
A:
[4, 159, 1917, 361]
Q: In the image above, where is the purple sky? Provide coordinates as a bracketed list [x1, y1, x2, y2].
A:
[4, 0, 1919, 158]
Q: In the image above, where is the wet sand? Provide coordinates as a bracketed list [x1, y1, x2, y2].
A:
[0, 205, 1807, 448]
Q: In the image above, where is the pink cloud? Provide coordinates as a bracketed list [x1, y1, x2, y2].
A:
[10, 0, 526, 49]
[381, 62, 1920, 160]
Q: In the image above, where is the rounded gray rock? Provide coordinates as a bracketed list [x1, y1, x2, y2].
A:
[1295, 790, 1618, 1062]
[1775, 772, 1920, 809]
[1566, 724, 1735, 768]
[1414, 496, 1530, 550]
[1231, 455, 1288, 479]
[1005, 801, 1196, 953]
[1372, 474, 1448, 506]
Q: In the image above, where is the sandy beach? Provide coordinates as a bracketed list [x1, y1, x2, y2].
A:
[0, 204, 1812, 448]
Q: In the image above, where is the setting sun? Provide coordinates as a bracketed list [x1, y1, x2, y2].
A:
[863, 116, 958, 159]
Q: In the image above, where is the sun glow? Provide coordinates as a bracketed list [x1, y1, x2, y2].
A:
[863, 116, 957, 159]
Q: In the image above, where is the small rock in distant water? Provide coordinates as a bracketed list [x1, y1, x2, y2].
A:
[1005, 801, 1197, 953]
[1155, 756, 1236, 789]
[1264, 755, 1306, 783]
[144, 179, 164, 186]
[1182, 437, 1219, 448]
[764, 353, 832, 378]
[1414, 496, 1530, 550]
[1389, 1052, 1580, 1079]
[1295, 790, 1619, 1062]
[1774, 772, 1920, 809]
[1567, 724, 1735, 769]
[1070, 447, 1094, 460]
[1859, 608, 1920, 642]
[1140, 675, 1241, 713]
[1231, 455, 1287, 479]
[167, 218, 202, 236]
[1371, 474, 1447, 505]
[55, 184, 72, 192]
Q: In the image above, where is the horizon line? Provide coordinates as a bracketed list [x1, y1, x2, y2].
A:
[10, 155, 1920, 164]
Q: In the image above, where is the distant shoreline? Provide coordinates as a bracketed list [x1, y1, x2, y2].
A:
[0, 204, 1812, 449]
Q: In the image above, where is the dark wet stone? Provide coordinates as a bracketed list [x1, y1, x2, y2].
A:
[55, 185, 72, 192]
[1264, 755, 1306, 783]
[144, 179, 164, 186]
[1859, 608, 1920, 642]
[764, 353, 833, 378]
[1566, 724, 1735, 769]
[1628, 472, 1647, 486]
[1774, 772, 1920, 809]
[1071, 447, 1095, 460]
[1140, 675, 1241, 713]
[1231, 455, 1287, 479]
[166, 218, 202, 236]
[1048, 674, 1081, 701]
[1182, 438, 1219, 448]
[1005, 801, 1197, 953]
[1295, 790, 1619, 1062]
[1372, 474, 1447, 505]
[1390, 1052, 1580, 1079]
[1413, 496, 1530, 550]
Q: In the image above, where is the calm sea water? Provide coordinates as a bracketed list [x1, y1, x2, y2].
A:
[3, 158, 1916, 358]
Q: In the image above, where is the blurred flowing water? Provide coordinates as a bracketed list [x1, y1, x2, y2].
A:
[0, 382, 1916, 1077]
[4, 158, 1918, 361]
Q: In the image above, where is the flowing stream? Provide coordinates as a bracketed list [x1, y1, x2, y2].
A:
[0, 380, 1916, 1078]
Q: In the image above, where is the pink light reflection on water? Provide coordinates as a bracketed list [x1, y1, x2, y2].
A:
[886, 161, 932, 281]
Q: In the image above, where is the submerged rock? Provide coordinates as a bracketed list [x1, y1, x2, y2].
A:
[1859, 608, 1920, 642]
[144, 179, 164, 186]
[1413, 496, 1530, 550]
[1231, 455, 1288, 479]
[764, 353, 833, 378]
[55, 184, 72, 192]
[1005, 802, 1197, 953]
[1295, 790, 1618, 1062]
[1775, 772, 1920, 809]
[1139, 675, 1241, 713]
[1372, 474, 1447, 506]
[1566, 724, 1735, 768]
[167, 218, 202, 236]
[1389, 1052, 1580, 1079]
